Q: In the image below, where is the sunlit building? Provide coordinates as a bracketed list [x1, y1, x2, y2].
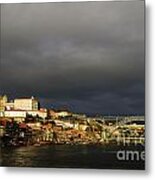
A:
[0, 95, 8, 111]
[49, 109, 71, 118]
[27, 109, 47, 119]
[5, 101, 14, 110]
[4, 110, 27, 122]
[14, 96, 39, 111]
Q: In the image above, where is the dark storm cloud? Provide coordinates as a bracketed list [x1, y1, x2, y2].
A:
[0, 1, 145, 114]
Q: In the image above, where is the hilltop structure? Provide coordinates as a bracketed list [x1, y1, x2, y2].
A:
[14, 96, 39, 111]
[0, 95, 47, 122]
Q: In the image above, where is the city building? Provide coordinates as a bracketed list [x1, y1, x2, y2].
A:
[48, 109, 57, 118]
[14, 96, 39, 111]
[72, 113, 87, 119]
[4, 110, 27, 122]
[49, 109, 71, 118]
[5, 101, 14, 110]
[0, 95, 14, 111]
[0, 95, 8, 111]
[27, 109, 47, 119]
[56, 111, 71, 117]
[0, 95, 46, 121]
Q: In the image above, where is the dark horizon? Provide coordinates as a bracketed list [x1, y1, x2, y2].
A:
[0, 1, 145, 115]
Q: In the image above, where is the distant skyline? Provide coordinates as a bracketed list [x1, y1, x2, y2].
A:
[0, 1, 145, 115]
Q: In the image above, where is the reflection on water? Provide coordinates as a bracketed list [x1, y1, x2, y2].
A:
[1, 144, 145, 169]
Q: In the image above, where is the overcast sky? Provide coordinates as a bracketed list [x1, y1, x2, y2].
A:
[0, 1, 144, 115]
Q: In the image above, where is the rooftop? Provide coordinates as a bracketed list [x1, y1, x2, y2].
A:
[15, 96, 37, 100]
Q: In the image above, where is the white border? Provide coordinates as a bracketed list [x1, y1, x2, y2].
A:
[0, 0, 155, 179]
[0, 0, 143, 3]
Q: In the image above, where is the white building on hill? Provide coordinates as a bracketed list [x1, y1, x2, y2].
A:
[14, 96, 39, 111]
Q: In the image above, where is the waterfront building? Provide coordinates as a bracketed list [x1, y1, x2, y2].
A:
[78, 124, 88, 131]
[53, 119, 75, 129]
[26, 122, 41, 130]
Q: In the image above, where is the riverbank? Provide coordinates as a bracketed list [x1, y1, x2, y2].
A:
[1, 144, 145, 169]
[0, 118, 145, 148]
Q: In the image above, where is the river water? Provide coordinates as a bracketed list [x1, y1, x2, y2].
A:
[1, 144, 145, 169]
